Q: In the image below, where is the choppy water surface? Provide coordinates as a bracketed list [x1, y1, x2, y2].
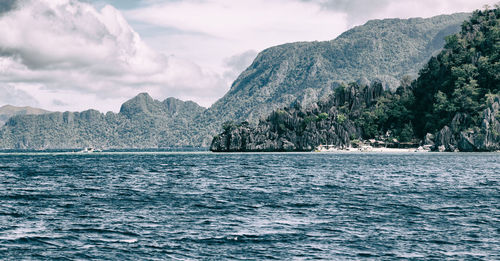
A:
[0, 152, 499, 260]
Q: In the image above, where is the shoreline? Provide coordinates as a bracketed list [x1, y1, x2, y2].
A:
[314, 147, 428, 153]
[0, 148, 498, 155]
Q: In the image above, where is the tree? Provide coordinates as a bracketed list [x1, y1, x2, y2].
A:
[222, 121, 236, 132]
[398, 123, 415, 142]
[451, 79, 479, 113]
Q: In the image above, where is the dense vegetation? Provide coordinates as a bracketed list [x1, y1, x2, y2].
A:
[413, 7, 500, 136]
[334, 78, 416, 142]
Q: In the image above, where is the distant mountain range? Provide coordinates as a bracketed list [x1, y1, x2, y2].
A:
[0, 94, 204, 149]
[0, 13, 472, 149]
[0, 105, 50, 126]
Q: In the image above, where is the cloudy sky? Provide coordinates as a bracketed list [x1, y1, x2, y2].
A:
[0, 0, 496, 112]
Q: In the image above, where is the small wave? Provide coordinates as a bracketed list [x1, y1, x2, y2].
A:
[177, 233, 307, 245]
[357, 252, 379, 258]
[288, 202, 320, 208]
[0, 211, 23, 217]
[67, 228, 140, 237]
[428, 239, 455, 245]
[119, 238, 138, 243]
[8, 236, 64, 247]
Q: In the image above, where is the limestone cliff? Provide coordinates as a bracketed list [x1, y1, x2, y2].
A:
[211, 81, 386, 152]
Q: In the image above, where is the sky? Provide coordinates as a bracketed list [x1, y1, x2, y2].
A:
[0, 0, 497, 112]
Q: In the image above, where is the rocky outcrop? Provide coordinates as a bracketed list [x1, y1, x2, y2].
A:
[211, 81, 383, 152]
[460, 98, 500, 151]
[211, 112, 356, 152]
[429, 97, 500, 152]
[434, 126, 457, 152]
[423, 133, 435, 147]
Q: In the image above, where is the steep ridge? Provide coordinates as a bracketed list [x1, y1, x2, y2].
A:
[210, 80, 409, 152]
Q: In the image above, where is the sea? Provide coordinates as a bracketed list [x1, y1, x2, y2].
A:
[0, 151, 499, 260]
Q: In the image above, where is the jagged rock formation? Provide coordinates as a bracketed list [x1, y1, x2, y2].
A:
[431, 97, 500, 152]
[211, 81, 387, 152]
[0, 93, 205, 149]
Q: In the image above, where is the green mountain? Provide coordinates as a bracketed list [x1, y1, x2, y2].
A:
[0, 94, 205, 149]
[0, 105, 50, 126]
[0, 13, 471, 149]
[211, 7, 500, 152]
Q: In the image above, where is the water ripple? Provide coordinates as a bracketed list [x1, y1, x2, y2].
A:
[0, 152, 499, 259]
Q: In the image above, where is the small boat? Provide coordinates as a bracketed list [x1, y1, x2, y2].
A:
[314, 144, 339, 152]
[78, 147, 102, 153]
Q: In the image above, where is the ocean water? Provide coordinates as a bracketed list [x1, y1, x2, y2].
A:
[0, 152, 499, 260]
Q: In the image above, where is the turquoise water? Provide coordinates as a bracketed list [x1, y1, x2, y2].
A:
[0, 152, 499, 259]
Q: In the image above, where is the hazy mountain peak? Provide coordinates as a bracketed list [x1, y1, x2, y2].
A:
[119, 93, 157, 116]
[0, 104, 50, 126]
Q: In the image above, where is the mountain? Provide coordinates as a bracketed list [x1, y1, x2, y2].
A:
[0, 13, 471, 149]
[0, 105, 50, 126]
[0, 94, 205, 149]
[196, 13, 470, 145]
[211, 7, 500, 152]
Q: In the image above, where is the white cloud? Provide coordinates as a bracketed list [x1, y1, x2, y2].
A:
[0, 84, 39, 107]
[0, 0, 224, 111]
[128, 0, 348, 39]
[309, 0, 498, 25]
[375, 0, 498, 20]
[126, 0, 349, 73]
[0, 0, 495, 112]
